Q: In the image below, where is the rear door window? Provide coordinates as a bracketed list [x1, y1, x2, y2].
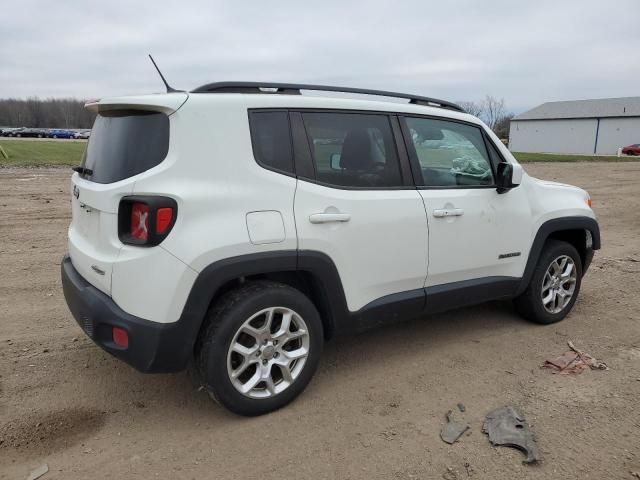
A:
[80, 110, 169, 184]
[301, 112, 403, 188]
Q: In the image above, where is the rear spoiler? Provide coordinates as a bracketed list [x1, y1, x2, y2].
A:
[84, 92, 189, 115]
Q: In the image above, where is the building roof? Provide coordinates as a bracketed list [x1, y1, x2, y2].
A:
[513, 96, 640, 121]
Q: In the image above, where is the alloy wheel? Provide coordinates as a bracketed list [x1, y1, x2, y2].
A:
[226, 307, 310, 399]
[541, 255, 577, 314]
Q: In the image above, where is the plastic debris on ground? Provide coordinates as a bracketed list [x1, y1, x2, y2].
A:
[483, 406, 540, 464]
[440, 410, 470, 444]
[542, 340, 608, 374]
[26, 464, 49, 480]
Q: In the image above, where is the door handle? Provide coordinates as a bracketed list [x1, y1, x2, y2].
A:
[433, 208, 464, 218]
[309, 213, 351, 224]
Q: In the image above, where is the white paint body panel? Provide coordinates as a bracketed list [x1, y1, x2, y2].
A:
[294, 180, 428, 312]
[112, 245, 198, 323]
[420, 186, 532, 286]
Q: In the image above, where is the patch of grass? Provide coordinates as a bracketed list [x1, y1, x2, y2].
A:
[0, 139, 85, 167]
[2, 138, 638, 169]
[512, 152, 639, 163]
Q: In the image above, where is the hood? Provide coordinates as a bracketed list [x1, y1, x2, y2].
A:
[530, 177, 585, 192]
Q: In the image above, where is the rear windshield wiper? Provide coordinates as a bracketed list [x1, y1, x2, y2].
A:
[72, 166, 93, 175]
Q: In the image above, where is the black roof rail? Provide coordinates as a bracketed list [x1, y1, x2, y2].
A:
[191, 82, 464, 112]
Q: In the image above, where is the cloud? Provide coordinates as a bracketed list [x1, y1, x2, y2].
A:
[1, 0, 638, 112]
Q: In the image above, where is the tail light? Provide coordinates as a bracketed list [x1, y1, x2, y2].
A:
[131, 203, 150, 241]
[112, 327, 129, 348]
[118, 196, 177, 246]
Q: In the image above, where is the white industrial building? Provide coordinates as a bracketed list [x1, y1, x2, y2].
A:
[509, 97, 640, 155]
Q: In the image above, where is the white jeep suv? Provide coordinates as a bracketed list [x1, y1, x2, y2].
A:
[61, 82, 600, 416]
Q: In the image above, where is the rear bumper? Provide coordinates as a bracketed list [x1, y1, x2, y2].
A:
[61, 255, 194, 373]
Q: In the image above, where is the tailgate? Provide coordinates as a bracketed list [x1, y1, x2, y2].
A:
[68, 175, 133, 295]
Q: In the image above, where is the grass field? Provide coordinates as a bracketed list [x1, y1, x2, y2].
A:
[1, 139, 638, 168]
[512, 151, 638, 162]
[0, 139, 85, 167]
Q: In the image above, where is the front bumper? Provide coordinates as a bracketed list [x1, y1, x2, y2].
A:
[61, 255, 194, 373]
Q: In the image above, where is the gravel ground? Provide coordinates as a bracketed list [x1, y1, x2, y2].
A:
[1, 163, 639, 480]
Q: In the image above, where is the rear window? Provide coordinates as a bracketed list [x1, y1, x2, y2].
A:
[80, 110, 169, 184]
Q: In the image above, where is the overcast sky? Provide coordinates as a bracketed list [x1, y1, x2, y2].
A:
[1, 0, 638, 113]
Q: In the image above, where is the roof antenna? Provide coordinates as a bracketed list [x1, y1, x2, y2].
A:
[148, 54, 183, 93]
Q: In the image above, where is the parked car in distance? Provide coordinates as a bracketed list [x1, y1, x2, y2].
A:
[61, 82, 600, 416]
[2, 127, 25, 137]
[622, 144, 640, 155]
[13, 127, 48, 138]
[48, 129, 75, 139]
[73, 130, 91, 139]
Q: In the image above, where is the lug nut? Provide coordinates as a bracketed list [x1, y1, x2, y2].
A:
[274, 352, 279, 358]
[262, 359, 267, 365]
[273, 340, 278, 346]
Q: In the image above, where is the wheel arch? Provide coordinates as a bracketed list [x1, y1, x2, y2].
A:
[516, 216, 600, 296]
[184, 251, 349, 360]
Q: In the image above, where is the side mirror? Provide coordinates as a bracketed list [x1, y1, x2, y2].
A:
[496, 162, 521, 194]
[330, 153, 342, 170]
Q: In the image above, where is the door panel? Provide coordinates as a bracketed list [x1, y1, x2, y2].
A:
[293, 110, 430, 312]
[295, 181, 428, 311]
[419, 187, 531, 287]
[400, 114, 531, 287]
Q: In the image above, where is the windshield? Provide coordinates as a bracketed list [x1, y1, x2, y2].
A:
[80, 110, 169, 184]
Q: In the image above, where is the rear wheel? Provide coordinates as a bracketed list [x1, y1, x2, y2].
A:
[197, 281, 323, 416]
[514, 240, 582, 324]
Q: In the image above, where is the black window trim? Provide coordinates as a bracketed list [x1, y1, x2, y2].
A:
[399, 113, 505, 190]
[247, 109, 296, 178]
[481, 131, 508, 175]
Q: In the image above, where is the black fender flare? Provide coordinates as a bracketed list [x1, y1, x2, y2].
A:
[177, 250, 349, 358]
[516, 216, 600, 296]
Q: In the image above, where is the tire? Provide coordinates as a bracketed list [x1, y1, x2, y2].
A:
[514, 240, 583, 324]
[197, 281, 324, 416]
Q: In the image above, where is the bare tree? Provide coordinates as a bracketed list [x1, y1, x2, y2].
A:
[0, 98, 96, 128]
[457, 100, 483, 118]
[457, 96, 513, 139]
[493, 113, 514, 140]
[480, 95, 506, 131]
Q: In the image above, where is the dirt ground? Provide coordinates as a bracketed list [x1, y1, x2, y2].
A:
[1, 163, 639, 480]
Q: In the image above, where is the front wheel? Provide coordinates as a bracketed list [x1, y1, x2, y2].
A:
[197, 281, 323, 416]
[514, 240, 583, 324]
